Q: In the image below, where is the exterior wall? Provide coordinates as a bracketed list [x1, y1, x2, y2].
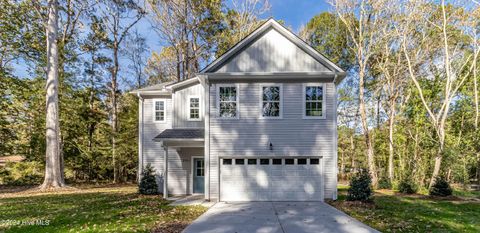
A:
[208, 81, 337, 199]
[172, 83, 204, 128]
[141, 95, 204, 195]
[215, 28, 330, 73]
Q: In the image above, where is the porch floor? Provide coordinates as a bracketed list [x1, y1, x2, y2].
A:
[168, 194, 216, 208]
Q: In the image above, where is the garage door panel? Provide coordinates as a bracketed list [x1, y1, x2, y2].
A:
[220, 157, 323, 201]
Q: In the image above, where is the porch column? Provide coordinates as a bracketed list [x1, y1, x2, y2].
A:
[163, 146, 168, 199]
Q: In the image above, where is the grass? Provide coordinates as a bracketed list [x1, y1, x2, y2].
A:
[329, 186, 480, 233]
[0, 184, 207, 233]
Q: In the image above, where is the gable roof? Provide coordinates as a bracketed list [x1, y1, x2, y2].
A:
[200, 18, 345, 75]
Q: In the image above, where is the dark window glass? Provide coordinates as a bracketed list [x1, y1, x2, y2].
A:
[285, 159, 294, 165]
[310, 158, 320, 165]
[247, 159, 257, 165]
[235, 159, 244, 165]
[223, 159, 232, 165]
[298, 158, 307, 164]
[260, 159, 270, 165]
[272, 159, 282, 165]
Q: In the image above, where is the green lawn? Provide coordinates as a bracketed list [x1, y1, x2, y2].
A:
[329, 185, 480, 233]
[0, 185, 206, 233]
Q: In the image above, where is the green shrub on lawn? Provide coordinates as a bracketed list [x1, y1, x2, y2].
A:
[378, 177, 392, 189]
[0, 161, 43, 185]
[139, 164, 159, 195]
[429, 176, 452, 196]
[398, 178, 417, 194]
[347, 170, 372, 201]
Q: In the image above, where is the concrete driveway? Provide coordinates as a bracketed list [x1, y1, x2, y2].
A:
[182, 202, 380, 233]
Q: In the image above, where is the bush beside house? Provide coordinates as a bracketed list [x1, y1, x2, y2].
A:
[139, 164, 159, 195]
[347, 170, 372, 201]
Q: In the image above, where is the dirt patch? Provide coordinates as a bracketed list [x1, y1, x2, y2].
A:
[151, 221, 191, 233]
[328, 200, 376, 209]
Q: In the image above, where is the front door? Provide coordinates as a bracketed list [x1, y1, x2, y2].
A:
[193, 158, 205, 194]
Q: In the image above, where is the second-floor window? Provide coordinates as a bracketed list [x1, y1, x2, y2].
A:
[218, 85, 238, 118]
[261, 85, 282, 118]
[154, 100, 165, 122]
[189, 96, 200, 120]
[304, 84, 325, 118]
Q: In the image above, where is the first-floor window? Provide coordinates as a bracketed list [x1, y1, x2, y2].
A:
[154, 100, 165, 122]
[189, 97, 200, 120]
[261, 85, 281, 118]
[218, 85, 238, 118]
[304, 85, 324, 118]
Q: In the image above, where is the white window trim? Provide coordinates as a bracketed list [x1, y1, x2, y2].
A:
[187, 95, 202, 121]
[153, 99, 166, 123]
[302, 83, 326, 119]
[216, 84, 240, 119]
[259, 84, 283, 119]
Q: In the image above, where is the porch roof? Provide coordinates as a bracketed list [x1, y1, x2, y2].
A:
[153, 129, 204, 147]
[154, 129, 204, 140]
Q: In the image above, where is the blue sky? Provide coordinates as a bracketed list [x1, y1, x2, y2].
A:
[139, 0, 331, 55]
[13, 0, 331, 82]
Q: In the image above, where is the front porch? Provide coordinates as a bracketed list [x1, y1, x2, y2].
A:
[153, 129, 207, 200]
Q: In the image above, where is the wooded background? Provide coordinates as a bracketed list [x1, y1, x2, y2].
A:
[0, 0, 479, 191]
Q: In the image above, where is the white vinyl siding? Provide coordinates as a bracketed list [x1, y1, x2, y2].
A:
[260, 84, 283, 119]
[153, 100, 166, 122]
[209, 82, 336, 200]
[215, 29, 330, 73]
[303, 83, 326, 119]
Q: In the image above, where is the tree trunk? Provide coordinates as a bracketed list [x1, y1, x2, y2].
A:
[112, 43, 119, 183]
[41, 0, 65, 189]
[350, 132, 356, 173]
[359, 68, 378, 186]
[429, 130, 445, 188]
[388, 102, 395, 182]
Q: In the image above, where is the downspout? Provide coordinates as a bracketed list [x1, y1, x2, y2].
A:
[333, 73, 339, 200]
[137, 93, 144, 183]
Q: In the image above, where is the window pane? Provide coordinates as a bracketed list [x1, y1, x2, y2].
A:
[262, 102, 280, 117]
[220, 102, 237, 118]
[316, 87, 323, 100]
[260, 159, 269, 165]
[190, 98, 199, 108]
[220, 87, 236, 101]
[247, 159, 257, 165]
[262, 87, 280, 101]
[285, 159, 294, 165]
[223, 159, 232, 165]
[272, 159, 282, 165]
[235, 159, 244, 165]
[156, 101, 164, 111]
[310, 158, 319, 165]
[298, 158, 307, 164]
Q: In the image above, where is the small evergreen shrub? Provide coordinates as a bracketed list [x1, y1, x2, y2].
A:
[398, 178, 417, 194]
[139, 164, 159, 195]
[429, 176, 452, 196]
[347, 170, 372, 201]
[378, 177, 392, 189]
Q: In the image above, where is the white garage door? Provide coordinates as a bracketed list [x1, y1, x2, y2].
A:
[220, 157, 323, 201]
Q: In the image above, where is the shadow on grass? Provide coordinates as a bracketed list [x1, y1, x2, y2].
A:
[331, 188, 480, 233]
[0, 188, 206, 233]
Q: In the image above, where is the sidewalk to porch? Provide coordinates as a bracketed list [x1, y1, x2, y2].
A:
[168, 194, 216, 208]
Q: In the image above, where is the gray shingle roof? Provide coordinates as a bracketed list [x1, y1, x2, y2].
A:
[154, 129, 204, 140]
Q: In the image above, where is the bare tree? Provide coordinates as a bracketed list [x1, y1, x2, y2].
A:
[330, 0, 393, 186]
[122, 29, 148, 89]
[374, 31, 408, 183]
[397, 0, 479, 187]
[41, 0, 65, 189]
[97, 0, 144, 183]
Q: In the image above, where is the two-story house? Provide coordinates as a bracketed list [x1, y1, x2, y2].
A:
[132, 19, 346, 202]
